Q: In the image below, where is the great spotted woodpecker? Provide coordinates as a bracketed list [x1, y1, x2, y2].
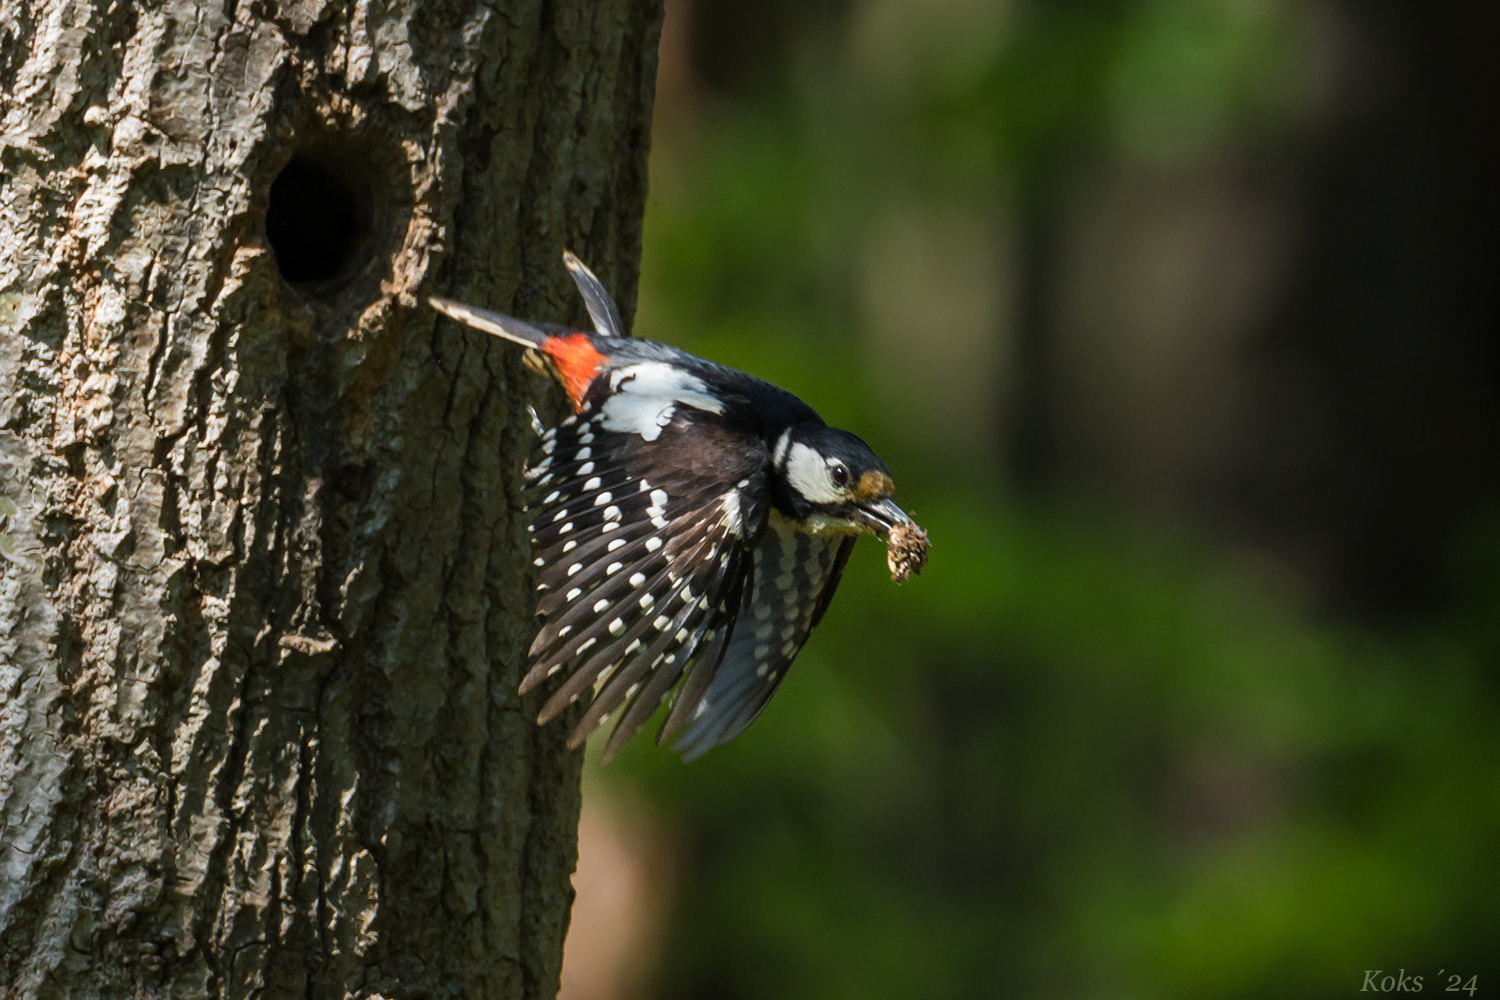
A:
[429, 252, 924, 761]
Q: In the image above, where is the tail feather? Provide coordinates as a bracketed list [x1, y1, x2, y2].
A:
[562, 251, 627, 339]
[428, 296, 548, 348]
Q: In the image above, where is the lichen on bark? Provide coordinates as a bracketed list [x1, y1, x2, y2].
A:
[0, 1, 663, 996]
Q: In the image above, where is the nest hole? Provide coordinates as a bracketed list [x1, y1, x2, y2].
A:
[267, 156, 370, 285]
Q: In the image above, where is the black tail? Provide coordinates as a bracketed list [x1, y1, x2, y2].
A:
[562, 251, 627, 339]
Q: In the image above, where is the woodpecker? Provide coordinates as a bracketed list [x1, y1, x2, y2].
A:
[429, 252, 924, 761]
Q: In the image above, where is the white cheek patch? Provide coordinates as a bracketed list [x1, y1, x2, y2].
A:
[599, 362, 726, 441]
[784, 442, 845, 504]
[771, 428, 793, 468]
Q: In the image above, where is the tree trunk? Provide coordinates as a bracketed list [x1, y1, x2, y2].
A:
[0, 1, 662, 996]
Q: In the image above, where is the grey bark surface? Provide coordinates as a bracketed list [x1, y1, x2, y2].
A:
[0, 0, 662, 996]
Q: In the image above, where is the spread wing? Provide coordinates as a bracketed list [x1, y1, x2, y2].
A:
[668, 520, 856, 761]
[523, 399, 768, 761]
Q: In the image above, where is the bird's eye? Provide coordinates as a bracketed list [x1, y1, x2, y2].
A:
[830, 464, 851, 488]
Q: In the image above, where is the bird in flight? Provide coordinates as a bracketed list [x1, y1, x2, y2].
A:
[429, 252, 927, 761]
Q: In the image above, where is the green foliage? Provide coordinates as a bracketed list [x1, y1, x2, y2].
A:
[599, 2, 1500, 995]
[607, 489, 1498, 997]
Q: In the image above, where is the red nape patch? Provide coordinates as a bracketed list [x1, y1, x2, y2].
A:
[543, 333, 607, 409]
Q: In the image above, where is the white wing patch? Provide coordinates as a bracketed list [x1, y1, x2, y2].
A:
[720, 485, 748, 539]
[600, 362, 727, 441]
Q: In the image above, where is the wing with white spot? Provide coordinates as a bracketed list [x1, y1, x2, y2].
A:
[522, 405, 768, 760]
[668, 521, 855, 761]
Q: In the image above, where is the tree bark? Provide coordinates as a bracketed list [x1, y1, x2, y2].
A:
[0, 1, 662, 996]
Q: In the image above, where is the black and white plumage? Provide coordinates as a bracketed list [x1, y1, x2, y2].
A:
[430, 252, 919, 761]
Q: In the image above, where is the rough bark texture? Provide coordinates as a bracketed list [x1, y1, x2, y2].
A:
[0, 0, 662, 996]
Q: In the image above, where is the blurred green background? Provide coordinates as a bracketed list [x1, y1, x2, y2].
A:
[565, 2, 1500, 998]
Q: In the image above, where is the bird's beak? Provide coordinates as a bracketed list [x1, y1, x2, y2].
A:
[854, 495, 913, 537]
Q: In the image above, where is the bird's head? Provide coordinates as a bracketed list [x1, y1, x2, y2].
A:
[773, 423, 912, 536]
